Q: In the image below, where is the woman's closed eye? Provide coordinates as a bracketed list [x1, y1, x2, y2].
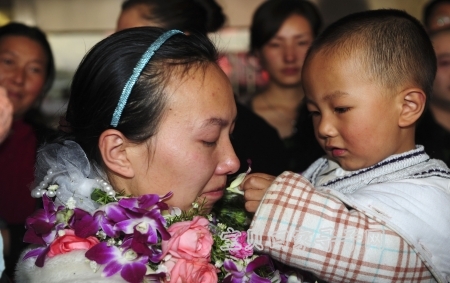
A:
[202, 140, 217, 147]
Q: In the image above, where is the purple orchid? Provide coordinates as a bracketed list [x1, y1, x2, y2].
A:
[223, 255, 277, 283]
[95, 194, 171, 243]
[23, 195, 64, 245]
[22, 195, 65, 267]
[118, 193, 171, 213]
[85, 241, 151, 283]
[69, 208, 100, 238]
[94, 204, 125, 238]
[127, 227, 164, 263]
[114, 207, 170, 243]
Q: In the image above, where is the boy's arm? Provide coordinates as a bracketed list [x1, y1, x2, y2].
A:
[248, 171, 434, 283]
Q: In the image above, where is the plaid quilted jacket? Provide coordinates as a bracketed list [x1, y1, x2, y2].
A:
[249, 171, 449, 283]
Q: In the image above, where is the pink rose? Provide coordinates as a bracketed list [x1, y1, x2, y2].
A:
[165, 258, 218, 283]
[162, 216, 213, 260]
[47, 229, 99, 257]
[229, 231, 253, 259]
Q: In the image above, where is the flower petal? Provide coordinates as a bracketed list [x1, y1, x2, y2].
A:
[85, 242, 119, 264]
[246, 255, 271, 273]
[103, 260, 123, 277]
[121, 262, 147, 283]
[70, 208, 100, 238]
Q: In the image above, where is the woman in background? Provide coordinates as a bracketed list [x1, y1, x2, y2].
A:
[246, 0, 324, 172]
[116, 0, 289, 176]
[0, 22, 55, 278]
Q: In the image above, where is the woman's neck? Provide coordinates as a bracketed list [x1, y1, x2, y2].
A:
[260, 81, 304, 106]
[252, 82, 304, 139]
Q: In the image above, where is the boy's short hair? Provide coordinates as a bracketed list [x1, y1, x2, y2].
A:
[306, 9, 436, 98]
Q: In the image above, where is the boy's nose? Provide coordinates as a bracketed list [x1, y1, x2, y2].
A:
[316, 116, 337, 139]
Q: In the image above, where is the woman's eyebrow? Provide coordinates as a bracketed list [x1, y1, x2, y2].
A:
[201, 117, 228, 128]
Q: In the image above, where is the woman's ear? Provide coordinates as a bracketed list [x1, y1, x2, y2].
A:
[98, 129, 135, 178]
[398, 88, 426, 128]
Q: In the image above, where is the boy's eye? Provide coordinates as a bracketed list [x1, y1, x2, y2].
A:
[334, 107, 350, 114]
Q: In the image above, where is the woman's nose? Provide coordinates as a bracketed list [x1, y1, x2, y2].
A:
[11, 68, 25, 85]
[283, 44, 297, 62]
[218, 142, 240, 175]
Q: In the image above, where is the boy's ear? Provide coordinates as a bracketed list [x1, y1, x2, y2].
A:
[398, 88, 426, 128]
[98, 129, 135, 178]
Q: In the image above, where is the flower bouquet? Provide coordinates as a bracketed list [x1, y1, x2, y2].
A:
[22, 172, 302, 283]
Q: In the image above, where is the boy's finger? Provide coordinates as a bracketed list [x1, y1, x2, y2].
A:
[241, 174, 275, 191]
[244, 188, 265, 201]
[245, 200, 260, 213]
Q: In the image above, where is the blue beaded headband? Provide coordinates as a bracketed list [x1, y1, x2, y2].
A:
[110, 29, 183, 127]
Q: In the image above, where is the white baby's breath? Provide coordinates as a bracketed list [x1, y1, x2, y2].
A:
[47, 184, 59, 191]
[66, 197, 76, 209]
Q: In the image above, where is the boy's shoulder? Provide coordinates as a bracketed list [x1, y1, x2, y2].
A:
[303, 147, 450, 194]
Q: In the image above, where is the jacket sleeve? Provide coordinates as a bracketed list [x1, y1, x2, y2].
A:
[248, 171, 434, 283]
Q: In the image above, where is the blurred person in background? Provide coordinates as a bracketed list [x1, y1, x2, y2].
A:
[423, 0, 450, 32]
[116, 0, 289, 176]
[0, 87, 12, 143]
[0, 22, 55, 279]
[245, 0, 324, 172]
[416, 27, 450, 166]
[0, 87, 12, 282]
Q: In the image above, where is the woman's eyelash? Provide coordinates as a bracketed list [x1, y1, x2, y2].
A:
[203, 141, 217, 147]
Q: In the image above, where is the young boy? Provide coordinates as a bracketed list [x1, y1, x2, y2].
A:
[243, 9, 450, 283]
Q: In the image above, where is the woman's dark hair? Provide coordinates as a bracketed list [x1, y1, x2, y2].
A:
[121, 0, 226, 34]
[250, 0, 322, 55]
[0, 22, 55, 99]
[65, 27, 218, 165]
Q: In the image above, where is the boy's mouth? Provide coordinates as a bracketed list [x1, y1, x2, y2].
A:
[326, 146, 347, 157]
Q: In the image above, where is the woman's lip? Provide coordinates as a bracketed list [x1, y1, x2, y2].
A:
[6, 91, 21, 99]
[200, 187, 225, 197]
[281, 68, 300, 75]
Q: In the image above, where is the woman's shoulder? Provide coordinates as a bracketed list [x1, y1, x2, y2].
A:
[16, 249, 124, 283]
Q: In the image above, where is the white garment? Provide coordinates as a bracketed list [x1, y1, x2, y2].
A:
[302, 146, 450, 282]
[16, 249, 124, 283]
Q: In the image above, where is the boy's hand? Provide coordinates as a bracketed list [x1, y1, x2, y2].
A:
[241, 173, 275, 213]
[0, 87, 13, 143]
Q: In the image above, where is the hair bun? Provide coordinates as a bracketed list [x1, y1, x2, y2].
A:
[193, 0, 226, 32]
